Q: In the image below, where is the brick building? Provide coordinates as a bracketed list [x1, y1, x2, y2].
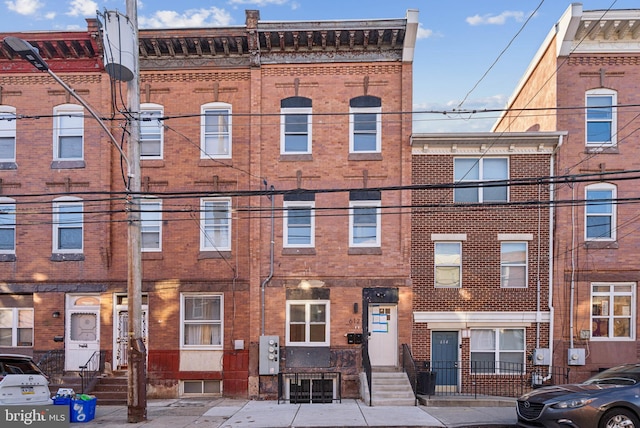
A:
[493, 4, 640, 379]
[0, 9, 417, 401]
[410, 132, 563, 393]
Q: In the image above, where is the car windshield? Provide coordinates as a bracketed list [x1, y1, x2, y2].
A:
[584, 365, 640, 386]
[0, 357, 44, 376]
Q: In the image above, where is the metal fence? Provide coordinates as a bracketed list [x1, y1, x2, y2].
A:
[278, 372, 342, 404]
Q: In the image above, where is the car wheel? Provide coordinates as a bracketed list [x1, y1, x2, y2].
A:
[599, 408, 640, 428]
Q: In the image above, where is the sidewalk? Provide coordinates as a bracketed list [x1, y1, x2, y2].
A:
[69, 398, 518, 428]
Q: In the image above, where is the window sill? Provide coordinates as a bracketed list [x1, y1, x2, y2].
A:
[279, 154, 313, 162]
[142, 252, 163, 260]
[51, 160, 85, 169]
[0, 254, 16, 262]
[282, 248, 316, 256]
[141, 159, 165, 168]
[584, 240, 618, 250]
[348, 153, 382, 161]
[348, 247, 382, 255]
[0, 162, 17, 170]
[585, 145, 618, 154]
[198, 251, 231, 259]
[51, 253, 85, 261]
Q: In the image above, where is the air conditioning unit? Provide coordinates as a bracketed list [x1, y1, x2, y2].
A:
[568, 348, 585, 366]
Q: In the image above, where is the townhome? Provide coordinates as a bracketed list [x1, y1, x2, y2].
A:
[0, 9, 417, 402]
[493, 3, 640, 380]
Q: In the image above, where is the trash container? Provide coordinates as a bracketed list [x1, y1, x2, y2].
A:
[70, 396, 97, 423]
[417, 371, 437, 395]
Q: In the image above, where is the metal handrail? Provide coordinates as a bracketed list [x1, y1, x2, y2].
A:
[362, 342, 372, 406]
[78, 351, 105, 394]
[401, 344, 418, 405]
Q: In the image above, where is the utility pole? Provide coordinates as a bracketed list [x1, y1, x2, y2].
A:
[125, 0, 146, 422]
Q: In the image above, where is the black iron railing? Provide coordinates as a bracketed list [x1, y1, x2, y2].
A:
[79, 351, 105, 394]
[34, 349, 65, 381]
[401, 344, 418, 405]
[277, 372, 342, 404]
[362, 342, 372, 406]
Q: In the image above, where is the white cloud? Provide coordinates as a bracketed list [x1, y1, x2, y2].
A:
[139, 7, 233, 28]
[44, 11, 55, 19]
[228, 0, 289, 5]
[466, 11, 525, 26]
[5, 0, 42, 15]
[416, 24, 433, 40]
[66, 0, 98, 17]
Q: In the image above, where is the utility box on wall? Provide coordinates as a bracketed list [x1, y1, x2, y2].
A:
[533, 348, 551, 365]
[259, 335, 280, 375]
[568, 348, 586, 366]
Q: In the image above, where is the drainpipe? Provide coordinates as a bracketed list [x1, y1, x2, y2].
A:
[261, 184, 275, 335]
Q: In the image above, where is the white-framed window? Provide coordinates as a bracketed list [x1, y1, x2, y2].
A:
[140, 104, 163, 159]
[349, 200, 381, 247]
[454, 157, 508, 203]
[140, 199, 161, 252]
[501, 242, 527, 288]
[470, 328, 525, 374]
[0, 106, 16, 162]
[435, 242, 462, 288]
[585, 183, 616, 241]
[281, 108, 312, 154]
[0, 198, 16, 254]
[286, 300, 329, 346]
[586, 89, 617, 146]
[0, 308, 34, 347]
[180, 294, 223, 349]
[350, 107, 381, 153]
[53, 197, 83, 253]
[53, 104, 84, 160]
[591, 283, 635, 340]
[181, 380, 221, 396]
[201, 102, 231, 159]
[284, 201, 314, 247]
[200, 198, 231, 251]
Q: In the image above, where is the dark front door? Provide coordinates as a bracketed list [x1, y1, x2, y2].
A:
[432, 331, 458, 391]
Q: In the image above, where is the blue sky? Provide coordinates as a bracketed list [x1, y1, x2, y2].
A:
[2, 0, 638, 132]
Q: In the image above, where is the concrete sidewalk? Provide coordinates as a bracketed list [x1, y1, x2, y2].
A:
[69, 398, 518, 427]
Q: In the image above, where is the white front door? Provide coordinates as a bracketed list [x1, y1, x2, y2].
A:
[367, 304, 397, 366]
[65, 294, 100, 371]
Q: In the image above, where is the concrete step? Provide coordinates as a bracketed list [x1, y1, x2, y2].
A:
[369, 370, 416, 407]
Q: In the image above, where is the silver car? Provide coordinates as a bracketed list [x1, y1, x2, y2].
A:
[517, 363, 640, 428]
[0, 354, 53, 405]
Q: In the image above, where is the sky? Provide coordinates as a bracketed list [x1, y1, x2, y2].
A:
[1, 0, 639, 133]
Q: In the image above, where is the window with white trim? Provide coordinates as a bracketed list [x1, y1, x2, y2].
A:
[454, 157, 508, 203]
[0, 199, 16, 254]
[470, 328, 525, 374]
[140, 199, 161, 252]
[286, 300, 329, 346]
[201, 103, 231, 158]
[53, 104, 83, 160]
[435, 242, 461, 288]
[591, 283, 634, 340]
[140, 104, 163, 159]
[200, 198, 231, 251]
[0, 308, 34, 347]
[349, 96, 381, 153]
[585, 183, 616, 241]
[181, 294, 223, 349]
[586, 89, 616, 146]
[53, 197, 83, 253]
[349, 200, 381, 247]
[501, 242, 527, 288]
[281, 97, 312, 154]
[284, 201, 314, 247]
[0, 106, 16, 162]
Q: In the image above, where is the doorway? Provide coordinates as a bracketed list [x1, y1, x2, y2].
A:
[367, 304, 398, 366]
[65, 294, 100, 371]
[432, 331, 459, 392]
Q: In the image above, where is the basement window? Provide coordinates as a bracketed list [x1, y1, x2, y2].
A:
[181, 380, 221, 396]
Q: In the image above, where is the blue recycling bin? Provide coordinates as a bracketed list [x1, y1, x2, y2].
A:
[70, 397, 97, 423]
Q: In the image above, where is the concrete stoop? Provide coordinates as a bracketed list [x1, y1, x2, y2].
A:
[360, 370, 416, 406]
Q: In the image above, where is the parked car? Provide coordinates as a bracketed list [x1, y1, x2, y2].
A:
[517, 363, 640, 428]
[0, 354, 53, 405]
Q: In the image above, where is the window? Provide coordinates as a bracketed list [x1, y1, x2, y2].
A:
[454, 158, 508, 203]
[501, 242, 527, 288]
[286, 301, 329, 346]
[349, 96, 381, 153]
[181, 294, 223, 349]
[53, 198, 83, 253]
[284, 202, 314, 247]
[182, 380, 221, 396]
[586, 89, 616, 146]
[591, 283, 634, 340]
[200, 198, 231, 251]
[281, 97, 312, 154]
[0, 199, 16, 253]
[140, 104, 163, 159]
[470, 329, 525, 374]
[53, 104, 83, 160]
[0, 308, 33, 347]
[349, 201, 381, 247]
[435, 242, 462, 288]
[201, 103, 231, 158]
[0, 106, 16, 162]
[140, 199, 161, 251]
[585, 183, 616, 240]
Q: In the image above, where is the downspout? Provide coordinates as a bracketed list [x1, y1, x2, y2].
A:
[261, 184, 275, 335]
